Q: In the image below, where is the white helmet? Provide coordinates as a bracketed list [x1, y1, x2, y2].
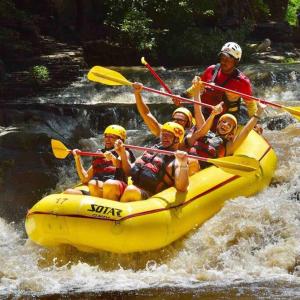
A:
[220, 42, 242, 61]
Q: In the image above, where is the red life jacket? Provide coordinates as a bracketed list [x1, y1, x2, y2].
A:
[92, 149, 117, 182]
[131, 144, 174, 194]
[92, 148, 136, 182]
[202, 64, 242, 114]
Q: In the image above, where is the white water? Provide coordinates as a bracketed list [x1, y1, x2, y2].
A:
[0, 66, 300, 298]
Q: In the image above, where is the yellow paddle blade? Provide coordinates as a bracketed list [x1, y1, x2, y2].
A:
[141, 57, 147, 65]
[51, 139, 70, 159]
[87, 66, 132, 86]
[207, 155, 260, 177]
[284, 106, 300, 121]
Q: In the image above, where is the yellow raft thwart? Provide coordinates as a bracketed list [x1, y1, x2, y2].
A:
[25, 131, 277, 253]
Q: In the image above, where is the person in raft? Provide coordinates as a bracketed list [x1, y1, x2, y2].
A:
[64, 125, 135, 201]
[181, 42, 258, 129]
[132, 82, 194, 143]
[184, 78, 265, 167]
[114, 122, 195, 202]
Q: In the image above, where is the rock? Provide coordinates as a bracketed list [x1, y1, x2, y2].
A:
[266, 115, 296, 131]
[0, 130, 59, 221]
[256, 38, 272, 52]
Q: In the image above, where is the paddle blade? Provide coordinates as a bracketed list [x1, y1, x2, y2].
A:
[51, 139, 70, 159]
[141, 57, 147, 65]
[285, 106, 300, 121]
[87, 66, 132, 86]
[207, 155, 260, 176]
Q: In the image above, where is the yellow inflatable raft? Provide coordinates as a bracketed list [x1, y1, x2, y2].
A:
[25, 131, 277, 253]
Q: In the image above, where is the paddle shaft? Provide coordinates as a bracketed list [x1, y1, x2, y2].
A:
[141, 58, 172, 94]
[70, 150, 104, 158]
[53, 138, 258, 174]
[142, 86, 214, 109]
[124, 144, 208, 163]
[72, 145, 250, 170]
[70, 144, 207, 162]
[203, 81, 284, 109]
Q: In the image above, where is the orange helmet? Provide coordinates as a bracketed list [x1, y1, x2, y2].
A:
[161, 122, 185, 143]
[172, 107, 193, 128]
[104, 125, 126, 141]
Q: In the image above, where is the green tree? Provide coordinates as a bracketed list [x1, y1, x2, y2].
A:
[286, 0, 300, 25]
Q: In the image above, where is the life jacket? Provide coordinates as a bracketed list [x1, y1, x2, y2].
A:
[204, 63, 242, 114]
[130, 144, 175, 194]
[189, 131, 226, 168]
[92, 148, 135, 182]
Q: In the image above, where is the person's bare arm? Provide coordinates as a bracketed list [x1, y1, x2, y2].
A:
[186, 102, 223, 147]
[133, 82, 162, 137]
[188, 158, 200, 175]
[227, 103, 265, 155]
[174, 150, 189, 192]
[73, 149, 94, 184]
[114, 139, 134, 176]
[192, 76, 206, 129]
[104, 150, 130, 169]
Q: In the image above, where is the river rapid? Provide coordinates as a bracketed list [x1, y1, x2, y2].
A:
[0, 64, 299, 299]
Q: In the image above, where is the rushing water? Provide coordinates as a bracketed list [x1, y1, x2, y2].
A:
[0, 64, 300, 299]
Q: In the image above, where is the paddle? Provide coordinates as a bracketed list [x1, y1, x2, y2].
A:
[141, 57, 172, 94]
[87, 66, 214, 110]
[141, 57, 180, 106]
[202, 81, 300, 121]
[51, 139, 259, 176]
[51, 139, 105, 159]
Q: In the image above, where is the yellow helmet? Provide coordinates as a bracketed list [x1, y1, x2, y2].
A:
[172, 107, 193, 128]
[161, 121, 185, 143]
[217, 114, 238, 135]
[104, 125, 126, 141]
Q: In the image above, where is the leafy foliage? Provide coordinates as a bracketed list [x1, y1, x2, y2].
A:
[100, 0, 280, 64]
[30, 65, 50, 84]
[286, 0, 300, 25]
[0, 0, 295, 67]
[120, 9, 155, 51]
[159, 21, 254, 65]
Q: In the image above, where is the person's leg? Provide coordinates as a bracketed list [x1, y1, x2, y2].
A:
[103, 180, 127, 201]
[63, 188, 83, 195]
[120, 185, 148, 202]
[88, 179, 104, 197]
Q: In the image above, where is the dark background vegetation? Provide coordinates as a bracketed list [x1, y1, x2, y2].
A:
[1, 0, 300, 71]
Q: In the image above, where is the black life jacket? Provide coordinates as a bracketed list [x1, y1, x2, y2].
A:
[92, 148, 135, 183]
[130, 144, 175, 194]
[189, 131, 226, 168]
[210, 63, 242, 114]
[189, 131, 225, 158]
